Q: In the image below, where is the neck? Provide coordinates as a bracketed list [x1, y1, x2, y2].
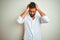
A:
[31, 16, 35, 20]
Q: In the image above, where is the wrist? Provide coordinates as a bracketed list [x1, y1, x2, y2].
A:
[26, 8, 29, 12]
[25, 9, 28, 13]
[37, 8, 41, 12]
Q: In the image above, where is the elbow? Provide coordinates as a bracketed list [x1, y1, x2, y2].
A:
[44, 19, 50, 23]
[41, 19, 50, 23]
[17, 19, 24, 24]
[17, 19, 20, 24]
[44, 21, 48, 23]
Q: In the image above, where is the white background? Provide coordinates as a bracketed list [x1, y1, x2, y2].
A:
[0, 0, 60, 40]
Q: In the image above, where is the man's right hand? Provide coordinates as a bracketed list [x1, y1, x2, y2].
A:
[20, 5, 29, 19]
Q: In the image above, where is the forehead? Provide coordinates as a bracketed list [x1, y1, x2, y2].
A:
[29, 8, 36, 11]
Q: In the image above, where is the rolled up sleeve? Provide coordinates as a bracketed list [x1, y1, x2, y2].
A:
[17, 16, 24, 24]
[40, 16, 50, 23]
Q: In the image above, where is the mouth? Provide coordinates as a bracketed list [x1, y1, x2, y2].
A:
[29, 13, 35, 17]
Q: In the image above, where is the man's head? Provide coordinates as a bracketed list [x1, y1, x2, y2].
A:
[28, 2, 36, 17]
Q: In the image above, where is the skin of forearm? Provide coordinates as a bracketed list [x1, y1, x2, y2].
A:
[20, 9, 28, 19]
[37, 8, 46, 16]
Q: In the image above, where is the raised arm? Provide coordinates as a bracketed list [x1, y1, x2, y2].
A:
[20, 6, 29, 19]
[36, 5, 49, 23]
[36, 5, 46, 16]
[17, 6, 29, 24]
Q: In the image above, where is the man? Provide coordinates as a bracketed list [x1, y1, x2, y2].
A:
[17, 2, 49, 40]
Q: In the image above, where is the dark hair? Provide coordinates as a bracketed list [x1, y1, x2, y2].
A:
[28, 2, 36, 9]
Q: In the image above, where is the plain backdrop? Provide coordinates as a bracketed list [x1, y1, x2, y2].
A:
[0, 0, 60, 40]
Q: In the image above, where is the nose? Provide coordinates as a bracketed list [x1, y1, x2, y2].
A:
[31, 12, 35, 14]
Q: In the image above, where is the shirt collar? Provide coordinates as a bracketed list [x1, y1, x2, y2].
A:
[27, 13, 37, 22]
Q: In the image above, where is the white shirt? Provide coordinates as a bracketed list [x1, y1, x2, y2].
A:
[17, 13, 49, 40]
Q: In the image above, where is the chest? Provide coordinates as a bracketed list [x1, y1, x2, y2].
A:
[24, 16, 40, 27]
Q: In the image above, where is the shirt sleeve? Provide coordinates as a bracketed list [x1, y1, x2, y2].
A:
[17, 16, 25, 24]
[40, 16, 50, 23]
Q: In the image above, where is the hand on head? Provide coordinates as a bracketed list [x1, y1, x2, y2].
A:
[26, 2, 39, 12]
[35, 4, 39, 10]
